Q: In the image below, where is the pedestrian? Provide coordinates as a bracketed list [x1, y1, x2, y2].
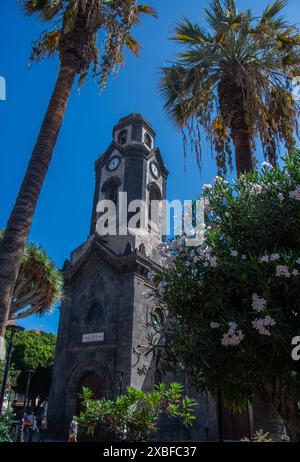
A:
[31, 415, 39, 442]
[18, 416, 25, 442]
[27, 412, 35, 442]
[68, 416, 78, 443]
[39, 416, 47, 442]
[23, 413, 31, 442]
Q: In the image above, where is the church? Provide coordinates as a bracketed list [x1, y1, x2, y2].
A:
[47, 114, 272, 441]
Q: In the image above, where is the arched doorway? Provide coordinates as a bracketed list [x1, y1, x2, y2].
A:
[76, 372, 102, 415]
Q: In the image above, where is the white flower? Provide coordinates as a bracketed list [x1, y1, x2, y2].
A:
[252, 316, 276, 336]
[278, 193, 284, 202]
[260, 255, 269, 263]
[213, 176, 223, 183]
[221, 324, 244, 347]
[292, 269, 299, 277]
[241, 255, 247, 260]
[262, 161, 273, 169]
[289, 185, 300, 201]
[159, 245, 169, 255]
[270, 253, 280, 262]
[276, 265, 291, 278]
[296, 258, 300, 265]
[196, 245, 217, 268]
[210, 321, 220, 329]
[249, 184, 263, 196]
[202, 184, 212, 191]
[230, 250, 238, 257]
[252, 294, 267, 312]
[209, 256, 217, 268]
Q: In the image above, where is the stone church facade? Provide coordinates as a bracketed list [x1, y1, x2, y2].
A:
[48, 114, 275, 441]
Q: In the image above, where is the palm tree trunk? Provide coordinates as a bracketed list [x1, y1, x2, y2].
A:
[232, 128, 254, 175]
[218, 76, 254, 176]
[0, 61, 76, 355]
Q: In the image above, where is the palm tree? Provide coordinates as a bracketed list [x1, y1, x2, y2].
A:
[10, 243, 63, 322]
[160, 0, 300, 175]
[0, 231, 63, 322]
[0, 0, 156, 355]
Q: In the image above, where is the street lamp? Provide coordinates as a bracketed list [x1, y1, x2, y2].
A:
[23, 369, 35, 416]
[0, 323, 24, 414]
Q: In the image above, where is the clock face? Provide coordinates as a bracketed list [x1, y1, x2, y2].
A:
[150, 161, 160, 179]
[107, 157, 120, 171]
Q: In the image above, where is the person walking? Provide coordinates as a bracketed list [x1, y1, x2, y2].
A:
[39, 416, 47, 442]
[68, 417, 78, 443]
[31, 415, 39, 442]
[22, 413, 31, 442]
[27, 412, 35, 442]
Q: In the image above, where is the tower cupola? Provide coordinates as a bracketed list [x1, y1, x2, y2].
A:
[113, 113, 155, 150]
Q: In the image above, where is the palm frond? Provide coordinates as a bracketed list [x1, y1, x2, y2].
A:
[160, 0, 300, 174]
[0, 231, 63, 320]
[125, 34, 140, 56]
[11, 243, 63, 319]
[22, 0, 49, 15]
[21, 0, 157, 90]
[261, 0, 288, 29]
[136, 4, 158, 18]
[262, 0, 288, 21]
[173, 18, 210, 45]
[22, 0, 63, 22]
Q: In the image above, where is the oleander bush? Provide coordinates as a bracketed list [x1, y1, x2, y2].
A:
[77, 383, 196, 442]
[147, 152, 300, 441]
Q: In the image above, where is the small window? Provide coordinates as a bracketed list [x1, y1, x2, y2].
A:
[86, 303, 104, 324]
[144, 132, 152, 148]
[118, 129, 128, 145]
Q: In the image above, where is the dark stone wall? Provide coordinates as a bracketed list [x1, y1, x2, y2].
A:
[48, 252, 135, 435]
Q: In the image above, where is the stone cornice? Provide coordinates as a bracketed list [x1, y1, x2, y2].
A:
[63, 236, 163, 282]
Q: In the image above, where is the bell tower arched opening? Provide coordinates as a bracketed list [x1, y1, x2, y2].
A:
[148, 182, 162, 234]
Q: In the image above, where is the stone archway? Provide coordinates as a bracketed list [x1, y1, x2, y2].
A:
[62, 362, 110, 436]
[76, 371, 102, 415]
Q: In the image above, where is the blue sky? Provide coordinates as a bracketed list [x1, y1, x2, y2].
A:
[0, 0, 299, 334]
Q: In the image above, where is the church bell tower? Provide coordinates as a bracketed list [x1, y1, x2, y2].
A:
[90, 113, 168, 260]
[47, 115, 169, 434]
